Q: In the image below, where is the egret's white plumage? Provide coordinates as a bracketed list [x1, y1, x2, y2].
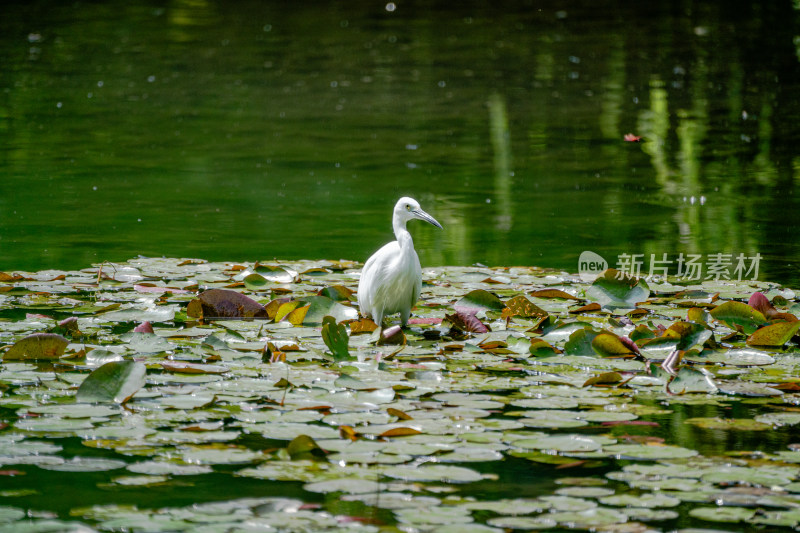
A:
[358, 197, 442, 328]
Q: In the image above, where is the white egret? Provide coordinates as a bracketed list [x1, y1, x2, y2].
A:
[358, 197, 442, 328]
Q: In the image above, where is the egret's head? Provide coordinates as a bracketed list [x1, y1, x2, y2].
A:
[394, 197, 442, 229]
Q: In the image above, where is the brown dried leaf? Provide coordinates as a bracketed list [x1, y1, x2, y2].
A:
[193, 289, 267, 319]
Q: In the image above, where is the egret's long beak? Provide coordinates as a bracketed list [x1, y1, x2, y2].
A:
[412, 208, 443, 229]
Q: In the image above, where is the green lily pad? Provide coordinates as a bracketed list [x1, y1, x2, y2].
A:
[586, 269, 650, 309]
[599, 492, 681, 507]
[623, 507, 679, 521]
[591, 332, 636, 357]
[3, 333, 69, 361]
[747, 320, 800, 347]
[321, 315, 351, 360]
[76, 360, 146, 404]
[39, 457, 127, 472]
[513, 434, 604, 453]
[302, 478, 381, 494]
[604, 444, 699, 460]
[287, 434, 327, 461]
[754, 412, 800, 426]
[454, 289, 505, 313]
[243, 273, 269, 291]
[298, 295, 358, 325]
[545, 507, 628, 528]
[668, 366, 718, 394]
[0, 507, 25, 523]
[689, 506, 756, 523]
[710, 301, 766, 334]
[664, 321, 713, 350]
[696, 348, 775, 366]
[684, 417, 772, 431]
[564, 328, 600, 356]
[382, 464, 483, 483]
[486, 516, 556, 529]
[701, 466, 793, 486]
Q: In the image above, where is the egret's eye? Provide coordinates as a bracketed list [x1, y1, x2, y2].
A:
[405, 204, 412, 211]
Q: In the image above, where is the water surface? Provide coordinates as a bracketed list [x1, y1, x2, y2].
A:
[1, 2, 799, 278]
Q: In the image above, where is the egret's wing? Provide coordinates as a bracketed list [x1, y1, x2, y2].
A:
[357, 241, 397, 318]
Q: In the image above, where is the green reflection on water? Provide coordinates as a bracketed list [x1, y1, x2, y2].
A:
[1, 0, 798, 286]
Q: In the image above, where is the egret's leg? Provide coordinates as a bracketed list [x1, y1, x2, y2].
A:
[400, 308, 410, 327]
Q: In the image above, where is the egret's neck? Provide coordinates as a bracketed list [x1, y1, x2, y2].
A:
[393, 219, 413, 250]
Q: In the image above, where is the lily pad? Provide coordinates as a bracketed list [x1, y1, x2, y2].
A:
[747, 320, 800, 347]
[454, 289, 505, 313]
[76, 360, 146, 404]
[586, 269, 650, 309]
[189, 289, 267, 319]
[321, 315, 351, 360]
[688, 506, 756, 523]
[710, 301, 766, 334]
[382, 464, 483, 483]
[3, 333, 69, 361]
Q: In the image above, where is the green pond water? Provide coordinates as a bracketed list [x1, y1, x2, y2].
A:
[2, 1, 800, 531]
[2, 0, 799, 286]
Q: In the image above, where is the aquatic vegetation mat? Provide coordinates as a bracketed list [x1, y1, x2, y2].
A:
[1, 258, 800, 532]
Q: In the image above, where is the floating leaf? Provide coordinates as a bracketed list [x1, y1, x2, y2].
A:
[287, 304, 310, 325]
[190, 289, 267, 318]
[530, 289, 580, 300]
[747, 320, 800, 347]
[303, 478, 380, 494]
[321, 316, 351, 360]
[76, 360, 146, 404]
[286, 435, 327, 461]
[274, 300, 301, 322]
[454, 289, 505, 313]
[564, 328, 599, 356]
[3, 333, 68, 361]
[445, 309, 490, 334]
[379, 427, 422, 438]
[604, 443, 698, 460]
[663, 321, 712, 351]
[591, 332, 636, 358]
[243, 273, 269, 291]
[688, 506, 756, 523]
[586, 269, 650, 308]
[687, 306, 710, 325]
[254, 264, 295, 282]
[160, 361, 228, 374]
[296, 295, 358, 325]
[569, 302, 602, 314]
[387, 408, 412, 420]
[529, 338, 560, 357]
[583, 372, 624, 387]
[696, 348, 774, 366]
[503, 295, 548, 319]
[382, 464, 483, 483]
[317, 285, 354, 302]
[684, 417, 771, 431]
[349, 318, 379, 334]
[514, 434, 604, 453]
[668, 366, 718, 394]
[710, 300, 766, 334]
